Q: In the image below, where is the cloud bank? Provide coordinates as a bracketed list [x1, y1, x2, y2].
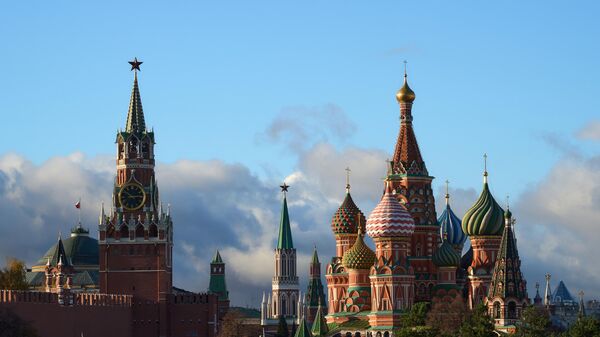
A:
[0, 112, 599, 307]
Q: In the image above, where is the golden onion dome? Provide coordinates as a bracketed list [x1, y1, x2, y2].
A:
[396, 74, 416, 103]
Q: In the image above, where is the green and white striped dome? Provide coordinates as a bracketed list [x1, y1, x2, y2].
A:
[461, 173, 504, 236]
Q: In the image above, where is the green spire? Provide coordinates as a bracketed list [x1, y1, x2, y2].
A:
[311, 302, 329, 336]
[125, 69, 146, 133]
[212, 250, 223, 264]
[277, 185, 294, 249]
[294, 318, 313, 337]
[311, 247, 319, 264]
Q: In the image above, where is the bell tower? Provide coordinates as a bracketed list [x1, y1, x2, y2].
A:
[98, 58, 173, 304]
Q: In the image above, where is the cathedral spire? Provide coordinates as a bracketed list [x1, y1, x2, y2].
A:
[391, 64, 426, 176]
[277, 183, 294, 249]
[125, 58, 146, 133]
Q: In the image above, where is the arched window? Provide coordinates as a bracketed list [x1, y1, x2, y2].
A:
[494, 302, 501, 318]
[281, 295, 287, 316]
[120, 225, 129, 240]
[384, 332, 390, 337]
[508, 301, 517, 319]
[135, 224, 145, 238]
[148, 224, 158, 238]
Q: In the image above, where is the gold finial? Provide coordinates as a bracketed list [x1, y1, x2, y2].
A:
[445, 180, 450, 205]
[396, 60, 416, 103]
[345, 167, 351, 193]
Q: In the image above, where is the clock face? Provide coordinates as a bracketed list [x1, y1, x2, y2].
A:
[119, 183, 146, 210]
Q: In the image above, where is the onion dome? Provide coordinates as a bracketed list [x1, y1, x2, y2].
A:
[366, 181, 415, 238]
[433, 237, 461, 267]
[438, 185, 467, 248]
[342, 228, 376, 270]
[331, 191, 366, 235]
[396, 73, 416, 103]
[461, 168, 504, 236]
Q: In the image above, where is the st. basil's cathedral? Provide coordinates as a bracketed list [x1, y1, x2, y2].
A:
[261, 69, 529, 336]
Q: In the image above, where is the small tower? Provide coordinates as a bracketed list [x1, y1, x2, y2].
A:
[326, 170, 365, 322]
[341, 226, 376, 314]
[431, 232, 462, 303]
[262, 183, 300, 331]
[305, 247, 326, 324]
[486, 207, 529, 330]
[534, 282, 543, 307]
[366, 179, 416, 330]
[462, 156, 505, 308]
[544, 273, 552, 307]
[208, 250, 229, 319]
[578, 291, 586, 318]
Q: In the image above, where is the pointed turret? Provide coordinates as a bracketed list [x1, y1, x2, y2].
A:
[277, 184, 294, 249]
[293, 317, 313, 337]
[534, 282, 543, 307]
[487, 208, 528, 301]
[125, 59, 146, 134]
[310, 301, 329, 337]
[305, 247, 326, 323]
[208, 250, 228, 301]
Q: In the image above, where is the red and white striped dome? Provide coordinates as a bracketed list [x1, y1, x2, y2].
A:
[366, 182, 415, 238]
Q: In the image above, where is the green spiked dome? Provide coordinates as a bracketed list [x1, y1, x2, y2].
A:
[433, 239, 461, 267]
[461, 171, 504, 236]
[342, 229, 376, 270]
[331, 191, 366, 235]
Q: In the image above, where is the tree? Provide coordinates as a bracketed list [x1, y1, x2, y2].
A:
[217, 310, 261, 337]
[426, 298, 467, 336]
[458, 303, 496, 337]
[0, 308, 39, 337]
[566, 316, 600, 337]
[515, 306, 554, 337]
[276, 315, 289, 337]
[0, 258, 29, 290]
[402, 302, 429, 327]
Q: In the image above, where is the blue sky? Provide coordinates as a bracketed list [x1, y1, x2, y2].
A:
[2, 1, 599, 195]
[1, 1, 600, 304]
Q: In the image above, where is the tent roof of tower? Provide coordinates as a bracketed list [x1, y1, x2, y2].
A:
[311, 247, 319, 264]
[553, 281, 575, 303]
[277, 195, 294, 249]
[461, 174, 504, 236]
[331, 192, 365, 235]
[294, 318, 313, 337]
[211, 250, 223, 264]
[311, 304, 329, 336]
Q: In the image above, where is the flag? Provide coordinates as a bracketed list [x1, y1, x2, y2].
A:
[75, 200, 81, 209]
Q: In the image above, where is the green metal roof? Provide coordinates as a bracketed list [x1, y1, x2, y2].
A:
[35, 230, 98, 267]
[311, 304, 329, 336]
[277, 196, 294, 249]
[294, 318, 313, 337]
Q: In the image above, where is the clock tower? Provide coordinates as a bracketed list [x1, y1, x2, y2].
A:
[98, 58, 173, 306]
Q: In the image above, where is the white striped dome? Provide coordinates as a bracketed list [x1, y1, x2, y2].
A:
[366, 182, 415, 238]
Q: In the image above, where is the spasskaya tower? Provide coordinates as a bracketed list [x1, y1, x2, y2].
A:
[98, 58, 173, 305]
